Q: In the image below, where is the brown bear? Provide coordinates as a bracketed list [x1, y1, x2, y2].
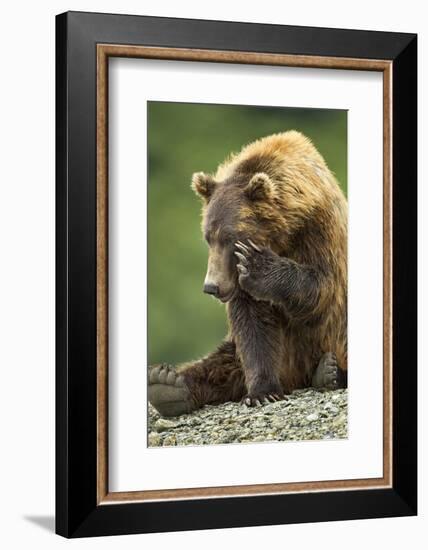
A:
[148, 131, 347, 417]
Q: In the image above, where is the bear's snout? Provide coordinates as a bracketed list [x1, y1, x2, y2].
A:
[203, 282, 219, 297]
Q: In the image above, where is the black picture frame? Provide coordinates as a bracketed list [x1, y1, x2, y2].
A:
[56, 11, 417, 538]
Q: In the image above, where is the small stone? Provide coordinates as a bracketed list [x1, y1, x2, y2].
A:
[218, 432, 237, 443]
[154, 419, 178, 432]
[148, 432, 162, 446]
[306, 413, 319, 422]
[324, 403, 340, 414]
[162, 435, 177, 446]
[332, 414, 347, 428]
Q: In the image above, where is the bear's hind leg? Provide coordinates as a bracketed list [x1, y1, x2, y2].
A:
[148, 341, 246, 417]
[312, 352, 347, 390]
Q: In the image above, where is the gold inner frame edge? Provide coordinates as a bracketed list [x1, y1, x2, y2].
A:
[96, 44, 393, 505]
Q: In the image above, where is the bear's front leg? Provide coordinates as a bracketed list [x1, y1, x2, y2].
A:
[235, 240, 321, 320]
[227, 293, 286, 406]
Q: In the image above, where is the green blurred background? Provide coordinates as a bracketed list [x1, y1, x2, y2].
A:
[148, 102, 347, 365]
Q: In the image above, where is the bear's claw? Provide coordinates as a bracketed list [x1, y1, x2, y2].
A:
[241, 392, 287, 407]
[247, 239, 261, 252]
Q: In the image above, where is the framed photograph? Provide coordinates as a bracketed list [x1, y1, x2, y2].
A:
[56, 11, 417, 538]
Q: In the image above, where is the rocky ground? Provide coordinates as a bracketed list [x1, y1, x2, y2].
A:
[148, 388, 347, 447]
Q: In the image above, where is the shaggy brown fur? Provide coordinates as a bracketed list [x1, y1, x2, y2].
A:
[148, 131, 347, 416]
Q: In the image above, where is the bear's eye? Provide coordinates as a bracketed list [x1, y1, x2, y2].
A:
[217, 232, 233, 247]
[218, 231, 236, 246]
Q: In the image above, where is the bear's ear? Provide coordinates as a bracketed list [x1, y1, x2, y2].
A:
[191, 172, 217, 202]
[244, 172, 274, 201]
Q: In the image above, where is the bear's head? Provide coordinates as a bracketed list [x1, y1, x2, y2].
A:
[191, 132, 346, 304]
[191, 169, 282, 303]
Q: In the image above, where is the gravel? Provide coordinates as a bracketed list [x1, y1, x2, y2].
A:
[148, 388, 348, 447]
